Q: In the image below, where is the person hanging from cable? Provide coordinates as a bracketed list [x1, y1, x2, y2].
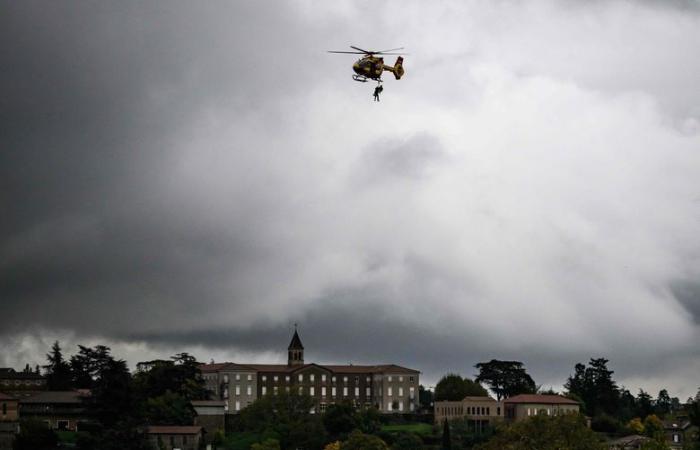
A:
[373, 84, 383, 102]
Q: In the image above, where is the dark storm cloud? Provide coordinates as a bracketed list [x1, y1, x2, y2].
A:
[671, 280, 700, 325]
[3, 0, 700, 399]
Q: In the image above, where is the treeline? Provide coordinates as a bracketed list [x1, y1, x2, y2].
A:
[15, 341, 209, 450]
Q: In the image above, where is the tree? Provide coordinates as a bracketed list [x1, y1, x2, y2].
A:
[636, 390, 653, 419]
[642, 415, 664, 438]
[474, 360, 536, 401]
[419, 385, 434, 409]
[654, 390, 671, 417]
[323, 402, 359, 440]
[341, 431, 388, 450]
[239, 391, 326, 450]
[442, 419, 452, 450]
[145, 391, 194, 425]
[252, 439, 282, 450]
[390, 432, 423, 450]
[70, 345, 114, 389]
[565, 358, 620, 417]
[435, 374, 488, 401]
[13, 418, 58, 450]
[474, 414, 604, 450]
[356, 407, 382, 434]
[90, 358, 133, 428]
[44, 341, 73, 390]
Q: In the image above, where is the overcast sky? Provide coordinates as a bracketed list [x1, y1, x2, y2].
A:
[2, 0, 700, 399]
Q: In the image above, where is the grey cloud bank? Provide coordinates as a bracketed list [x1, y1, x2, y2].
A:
[1, 0, 700, 398]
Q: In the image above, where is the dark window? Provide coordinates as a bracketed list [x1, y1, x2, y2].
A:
[2, 403, 6, 415]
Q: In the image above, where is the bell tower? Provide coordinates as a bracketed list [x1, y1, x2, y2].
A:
[287, 325, 304, 366]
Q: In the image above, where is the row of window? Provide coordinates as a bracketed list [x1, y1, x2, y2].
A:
[436, 405, 498, 416]
[223, 385, 253, 397]
[525, 407, 571, 416]
[0, 379, 44, 386]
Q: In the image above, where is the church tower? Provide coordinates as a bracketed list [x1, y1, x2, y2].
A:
[287, 326, 304, 366]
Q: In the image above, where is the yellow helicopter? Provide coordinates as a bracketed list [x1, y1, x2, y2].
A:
[328, 46, 405, 83]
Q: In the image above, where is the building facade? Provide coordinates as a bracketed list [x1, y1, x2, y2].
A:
[502, 394, 580, 421]
[18, 390, 91, 431]
[435, 394, 580, 428]
[0, 368, 46, 398]
[434, 396, 503, 430]
[147, 426, 203, 450]
[200, 330, 420, 415]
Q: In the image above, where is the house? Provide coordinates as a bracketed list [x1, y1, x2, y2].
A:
[0, 393, 19, 450]
[147, 425, 203, 450]
[0, 393, 18, 422]
[608, 434, 652, 449]
[18, 390, 91, 431]
[503, 394, 580, 421]
[192, 400, 226, 441]
[434, 396, 503, 431]
[664, 419, 692, 449]
[0, 368, 46, 398]
[199, 329, 420, 415]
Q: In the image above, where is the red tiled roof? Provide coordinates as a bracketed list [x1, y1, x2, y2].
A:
[20, 390, 90, 404]
[504, 394, 579, 405]
[463, 396, 497, 402]
[200, 362, 420, 375]
[199, 362, 255, 372]
[147, 426, 202, 435]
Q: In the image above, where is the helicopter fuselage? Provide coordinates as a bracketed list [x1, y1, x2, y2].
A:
[353, 56, 385, 80]
[352, 55, 404, 83]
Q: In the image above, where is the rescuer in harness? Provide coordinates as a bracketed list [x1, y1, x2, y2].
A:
[373, 84, 383, 102]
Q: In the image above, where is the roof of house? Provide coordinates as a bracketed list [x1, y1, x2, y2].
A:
[0, 392, 17, 401]
[463, 396, 498, 402]
[504, 394, 579, 405]
[191, 400, 226, 407]
[147, 426, 202, 435]
[0, 370, 45, 380]
[200, 362, 419, 375]
[199, 362, 255, 373]
[608, 434, 651, 447]
[21, 390, 89, 404]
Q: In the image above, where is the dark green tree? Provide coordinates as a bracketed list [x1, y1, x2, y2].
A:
[341, 431, 388, 450]
[636, 389, 653, 419]
[565, 358, 619, 417]
[435, 374, 488, 401]
[356, 407, 382, 434]
[390, 432, 423, 450]
[323, 402, 360, 440]
[44, 341, 73, 390]
[91, 358, 134, 427]
[145, 390, 194, 425]
[239, 391, 326, 450]
[474, 360, 536, 401]
[442, 419, 452, 450]
[654, 389, 671, 417]
[70, 345, 113, 389]
[419, 385, 434, 409]
[13, 418, 58, 450]
[473, 413, 604, 450]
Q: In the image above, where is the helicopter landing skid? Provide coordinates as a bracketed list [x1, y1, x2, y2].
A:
[352, 75, 368, 82]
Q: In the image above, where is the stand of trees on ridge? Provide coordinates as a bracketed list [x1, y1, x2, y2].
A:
[10, 341, 700, 450]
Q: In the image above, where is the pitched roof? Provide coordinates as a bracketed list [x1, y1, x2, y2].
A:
[463, 396, 497, 402]
[504, 394, 579, 405]
[147, 426, 202, 435]
[199, 362, 255, 372]
[288, 330, 304, 350]
[0, 392, 17, 401]
[191, 400, 226, 407]
[21, 390, 89, 404]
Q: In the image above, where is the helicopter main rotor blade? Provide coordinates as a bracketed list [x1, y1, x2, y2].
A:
[350, 45, 373, 54]
[376, 47, 404, 53]
[327, 51, 367, 54]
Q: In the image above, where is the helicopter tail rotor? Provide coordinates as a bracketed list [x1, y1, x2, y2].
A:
[392, 56, 404, 80]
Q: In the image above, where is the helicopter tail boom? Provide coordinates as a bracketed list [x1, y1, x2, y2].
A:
[383, 56, 405, 80]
